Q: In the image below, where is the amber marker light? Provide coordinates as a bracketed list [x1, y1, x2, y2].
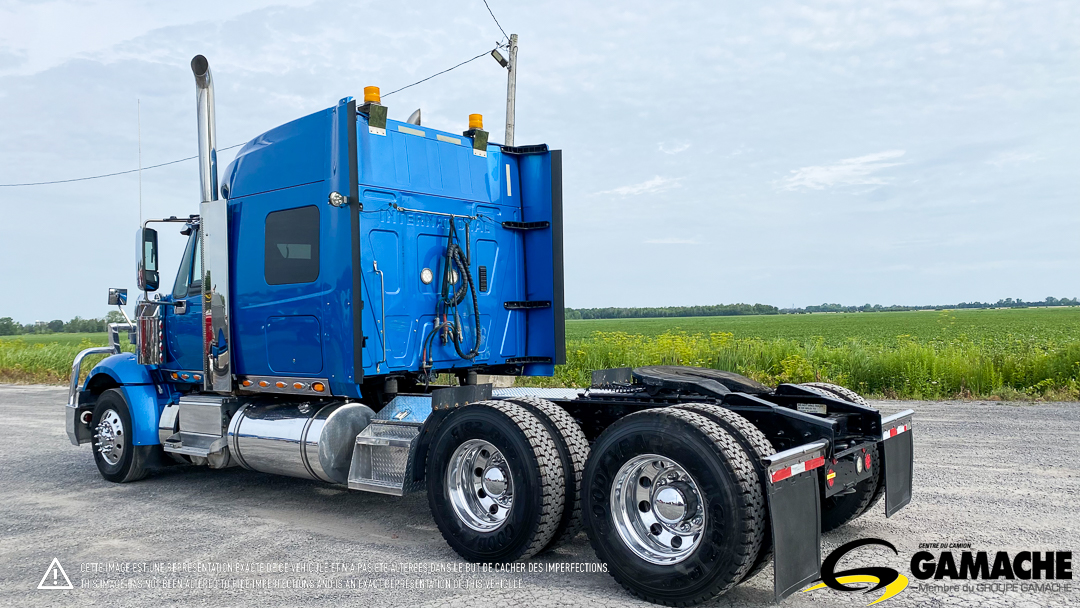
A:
[364, 86, 381, 104]
[312, 382, 326, 393]
[469, 114, 483, 130]
[242, 380, 252, 387]
[171, 373, 178, 380]
[275, 381, 287, 389]
[259, 381, 269, 388]
[293, 382, 305, 390]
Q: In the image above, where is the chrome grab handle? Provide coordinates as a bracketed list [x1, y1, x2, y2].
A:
[373, 260, 386, 372]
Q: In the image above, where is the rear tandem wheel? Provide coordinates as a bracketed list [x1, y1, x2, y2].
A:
[426, 400, 566, 562]
[582, 408, 766, 606]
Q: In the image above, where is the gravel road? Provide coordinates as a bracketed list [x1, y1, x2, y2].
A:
[1, 384, 1077, 607]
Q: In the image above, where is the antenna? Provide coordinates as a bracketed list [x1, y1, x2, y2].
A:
[137, 99, 142, 228]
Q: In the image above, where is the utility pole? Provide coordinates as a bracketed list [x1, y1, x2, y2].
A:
[504, 33, 518, 146]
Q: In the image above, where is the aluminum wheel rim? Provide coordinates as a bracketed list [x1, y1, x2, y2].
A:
[610, 454, 706, 565]
[94, 409, 125, 466]
[447, 439, 514, 532]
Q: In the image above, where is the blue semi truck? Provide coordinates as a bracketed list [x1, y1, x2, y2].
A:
[65, 55, 914, 605]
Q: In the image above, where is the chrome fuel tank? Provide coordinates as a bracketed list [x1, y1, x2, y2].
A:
[227, 401, 374, 484]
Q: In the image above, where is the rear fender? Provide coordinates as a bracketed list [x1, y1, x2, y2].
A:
[84, 353, 163, 446]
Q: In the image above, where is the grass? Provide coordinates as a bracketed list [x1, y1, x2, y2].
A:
[2, 308, 1078, 400]
[527, 308, 1080, 401]
[0, 333, 134, 385]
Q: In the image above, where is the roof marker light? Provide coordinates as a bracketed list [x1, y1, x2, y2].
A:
[469, 114, 483, 130]
[364, 86, 381, 104]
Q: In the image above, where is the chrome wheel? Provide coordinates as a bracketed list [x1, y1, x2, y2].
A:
[610, 454, 706, 565]
[447, 439, 514, 532]
[94, 408, 125, 466]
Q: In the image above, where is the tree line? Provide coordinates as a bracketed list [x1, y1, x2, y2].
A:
[0, 312, 127, 336]
[3, 296, 1077, 333]
[567, 297, 1079, 320]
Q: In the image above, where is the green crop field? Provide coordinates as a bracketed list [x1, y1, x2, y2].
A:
[0, 333, 134, 385]
[539, 307, 1080, 400]
[1, 308, 1077, 399]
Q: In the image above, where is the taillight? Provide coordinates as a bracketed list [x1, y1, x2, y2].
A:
[204, 314, 213, 351]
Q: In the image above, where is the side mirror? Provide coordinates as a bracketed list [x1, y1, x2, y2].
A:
[137, 227, 160, 291]
[108, 288, 128, 306]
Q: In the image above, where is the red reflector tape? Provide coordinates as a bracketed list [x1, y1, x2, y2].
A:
[770, 455, 826, 483]
[883, 423, 909, 441]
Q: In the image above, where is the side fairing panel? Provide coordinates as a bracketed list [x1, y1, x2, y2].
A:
[223, 103, 358, 397]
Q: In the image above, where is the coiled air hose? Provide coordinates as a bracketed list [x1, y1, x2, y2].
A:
[421, 220, 481, 370]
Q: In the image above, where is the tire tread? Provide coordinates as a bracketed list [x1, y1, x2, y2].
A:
[503, 396, 589, 550]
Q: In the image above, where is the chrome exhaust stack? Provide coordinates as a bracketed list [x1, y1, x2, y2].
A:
[191, 55, 232, 393]
[191, 55, 218, 203]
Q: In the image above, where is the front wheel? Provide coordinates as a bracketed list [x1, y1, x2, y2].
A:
[91, 389, 154, 483]
[583, 408, 765, 605]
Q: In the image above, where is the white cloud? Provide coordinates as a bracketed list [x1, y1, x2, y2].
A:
[777, 150, 906, 191]
[658, 142, 691, 155]
[595, 175, 681, 197]
[645, 237, 699, 245]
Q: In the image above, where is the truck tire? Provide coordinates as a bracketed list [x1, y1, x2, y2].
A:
[502, 396, 589, 551]
[582, 408, 765, 605]
[673, 403, 775, 583]
[91, 389, 154, 483]
[798, 382, 884, 531]
[800, 381, 869, 406]
[427, 400, 565, 562]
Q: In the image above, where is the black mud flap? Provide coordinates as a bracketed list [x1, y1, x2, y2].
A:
[881, 409, 914, 517]
[765, 439, 828, 601]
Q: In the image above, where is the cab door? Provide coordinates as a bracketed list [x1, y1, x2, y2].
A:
[164, 229, 204, 373]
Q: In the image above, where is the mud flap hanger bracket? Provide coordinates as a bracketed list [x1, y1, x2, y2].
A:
[765, 439, 828, 602]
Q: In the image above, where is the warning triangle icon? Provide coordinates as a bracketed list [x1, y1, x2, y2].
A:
[38, 558, 73, 590]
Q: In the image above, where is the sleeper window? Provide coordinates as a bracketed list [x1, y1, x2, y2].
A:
[265, 206, 320, 285]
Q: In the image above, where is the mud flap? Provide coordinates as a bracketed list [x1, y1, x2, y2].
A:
[881, 409, 914, 517]
[765, 439, 828, 601]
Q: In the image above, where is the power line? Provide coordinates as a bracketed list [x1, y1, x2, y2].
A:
[0, 45, 499, 188]
[0, 144, 243, 188]
[482, 0, 510, 42]
[383, 47, 498, 98]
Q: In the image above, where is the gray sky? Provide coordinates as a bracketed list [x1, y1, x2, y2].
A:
[1, 0, 1077, 323]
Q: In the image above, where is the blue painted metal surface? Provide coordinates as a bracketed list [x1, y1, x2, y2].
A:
[142, 97, 562, 397]
[83, 353, 166, 445]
